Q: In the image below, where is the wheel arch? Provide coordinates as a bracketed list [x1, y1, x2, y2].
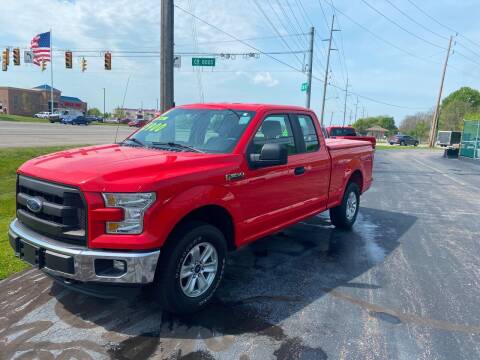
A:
[165, 204, 236, 252]
[348, 169, 364, 193]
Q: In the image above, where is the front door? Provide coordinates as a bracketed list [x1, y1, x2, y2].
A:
[235, 113, 321, 243]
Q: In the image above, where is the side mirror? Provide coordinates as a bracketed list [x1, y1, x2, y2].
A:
[250, 143, 288, 168]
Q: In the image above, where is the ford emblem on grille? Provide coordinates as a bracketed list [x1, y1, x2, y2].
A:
[26, 197, 43, 213]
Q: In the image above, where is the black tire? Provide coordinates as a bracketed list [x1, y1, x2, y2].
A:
[329, 182, 360, 230]
[151, 221, 227, 314]
[414, 142, 418, 147]
[400, 141, 405, 146]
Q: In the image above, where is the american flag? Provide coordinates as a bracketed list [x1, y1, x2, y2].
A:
[30, 31, 51, 66]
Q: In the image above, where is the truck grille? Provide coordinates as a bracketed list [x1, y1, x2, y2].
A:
[16, 175, 87, 245]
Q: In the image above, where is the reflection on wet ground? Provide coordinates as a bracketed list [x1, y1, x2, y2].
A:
[0, 208, 415, 359]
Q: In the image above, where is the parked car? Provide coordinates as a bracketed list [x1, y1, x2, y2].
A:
[86, 115, 104, 122]
[389, 134, 419, 146]
[61, 115, 90, 125]
[326, 126, 377, 149]
[33, 112, 51, 119]
[128, 119, 148, 127]
[9, 103, 373, 314]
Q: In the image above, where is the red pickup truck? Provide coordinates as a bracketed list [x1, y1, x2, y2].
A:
[326, 126, 377, 149]
[9, 103, 373, 313]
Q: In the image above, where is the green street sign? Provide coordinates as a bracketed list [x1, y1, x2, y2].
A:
[192, 57, 216, 67]
[301, 82, 309, 92]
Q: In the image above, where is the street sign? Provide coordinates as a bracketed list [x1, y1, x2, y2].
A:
[174, 55, 181, 68]
[192, 57, 215, 67]
[24, 51, 33, 64]
[301, 82, 309, 92]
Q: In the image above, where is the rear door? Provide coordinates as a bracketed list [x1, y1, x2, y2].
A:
[290, 112, 331, 212]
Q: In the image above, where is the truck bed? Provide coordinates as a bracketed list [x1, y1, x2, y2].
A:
[325, 138, 374, 206]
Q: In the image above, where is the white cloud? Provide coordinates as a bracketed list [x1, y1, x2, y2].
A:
[252, 72, 279, 87]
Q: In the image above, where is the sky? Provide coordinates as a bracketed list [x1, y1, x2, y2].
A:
[1, 0, 480, 126]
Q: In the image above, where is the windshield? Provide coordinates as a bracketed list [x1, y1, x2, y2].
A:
[125, 108, 256, 153]
[330, 127, 356, 137]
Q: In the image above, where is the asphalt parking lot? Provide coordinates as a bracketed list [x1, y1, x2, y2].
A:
[1, 149, 479, 360]
[0, 121, 135, 147]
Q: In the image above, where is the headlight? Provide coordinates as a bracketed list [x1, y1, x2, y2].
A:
[102, 192, 156, 234]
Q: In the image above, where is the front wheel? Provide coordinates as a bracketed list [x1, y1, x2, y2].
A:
[329, 182, 360, 229]
[151, 221, 227, 314]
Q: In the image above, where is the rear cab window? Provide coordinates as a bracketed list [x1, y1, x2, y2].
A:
[297, 114, 320, 152]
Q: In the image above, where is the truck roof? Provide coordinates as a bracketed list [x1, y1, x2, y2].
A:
[178, 103, 311, 112]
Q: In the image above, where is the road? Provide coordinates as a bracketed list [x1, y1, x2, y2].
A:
[0, 121, 135, 147]
[1, 150, 480, 360]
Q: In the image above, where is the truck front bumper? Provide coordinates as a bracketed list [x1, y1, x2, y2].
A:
[8, 219, 160, 284]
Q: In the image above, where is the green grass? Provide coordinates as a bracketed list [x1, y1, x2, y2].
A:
[375, 144, 442, 150]
[0, 145, 81, 280]
[0, 114, 49, 123]
[0, 114, 127, 126]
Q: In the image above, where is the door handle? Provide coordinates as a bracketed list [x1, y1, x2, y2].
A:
[294, 166, 305, 175]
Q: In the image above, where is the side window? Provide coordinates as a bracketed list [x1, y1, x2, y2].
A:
[252, 115, 297, 155]
[297, 115, 320, 152]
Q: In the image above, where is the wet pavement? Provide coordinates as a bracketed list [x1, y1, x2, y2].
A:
[1, 150, 480, 359]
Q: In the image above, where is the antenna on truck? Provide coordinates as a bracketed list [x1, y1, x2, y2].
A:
[114, 75, 131, 144]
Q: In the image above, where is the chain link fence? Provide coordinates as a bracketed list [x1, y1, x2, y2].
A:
[460, 120, 480, 159]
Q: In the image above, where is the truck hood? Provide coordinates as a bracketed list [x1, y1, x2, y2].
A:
[18, 144, 240, 192]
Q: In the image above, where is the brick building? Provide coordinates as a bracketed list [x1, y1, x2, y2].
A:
[0, 84, 87, 116]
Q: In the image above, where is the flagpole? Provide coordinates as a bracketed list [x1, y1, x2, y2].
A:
[50, 29, 54, 114]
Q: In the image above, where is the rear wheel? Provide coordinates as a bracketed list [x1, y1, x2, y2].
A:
[400, 141, 406, 146]
[151, 221, 226, 314]
[329, 182, 360, 229]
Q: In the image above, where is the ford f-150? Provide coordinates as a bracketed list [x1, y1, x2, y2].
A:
[9, 103, 373, 313]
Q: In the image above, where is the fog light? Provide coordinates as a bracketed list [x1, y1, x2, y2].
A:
[113, 259, 126, 273]
[95, 259, 127, 277]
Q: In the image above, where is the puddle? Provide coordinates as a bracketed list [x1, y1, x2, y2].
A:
[355, 215, 386, 264]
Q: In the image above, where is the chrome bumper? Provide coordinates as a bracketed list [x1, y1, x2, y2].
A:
[8, 219, 160, 284]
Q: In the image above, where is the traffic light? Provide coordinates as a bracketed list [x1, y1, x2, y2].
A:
[40, 60, 46, 71]
[13, 48, 20, 66]
[80, 57, 87, 72]
[65, 51, 72, 69]
[2, 49, 8, 71]
[104, 52, 111, 70]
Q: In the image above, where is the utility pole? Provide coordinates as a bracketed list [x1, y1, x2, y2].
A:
[349, 109, 353, 124]
[362, 106, 366, 119]
[103, 88, 106, 120]
[354, 96, 359, 122]
[329, 111, 334, 126]
[342, 77, 349, 126]
[319, 15, 339, 126]
[160, 0, 174, 113]
[305, 27, 315, 109]
[428, 35, 453, 148]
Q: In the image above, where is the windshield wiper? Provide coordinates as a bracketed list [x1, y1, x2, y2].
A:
[122, 137, 146, 147]
[152, 142, 204, 153]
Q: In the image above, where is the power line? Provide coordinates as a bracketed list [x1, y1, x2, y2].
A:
[325, 2, 446, 66]
[251, 0, 305, 66]
[405, 0, 480, 52]
[359, 0, 446, 50]
[175, 3, 427, 111]
[383, 0, 449, 41]
[175, 32, 309, 47]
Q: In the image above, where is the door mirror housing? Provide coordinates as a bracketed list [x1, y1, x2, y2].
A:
[250, 143, 288, 168]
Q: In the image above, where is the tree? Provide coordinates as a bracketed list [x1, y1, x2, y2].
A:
[399, 111, 432, 142]
[113, 107, 126, 119]
[351, 115, 398, 135]
[87, 107, 102, 116]
[439, 87, 480, 130]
